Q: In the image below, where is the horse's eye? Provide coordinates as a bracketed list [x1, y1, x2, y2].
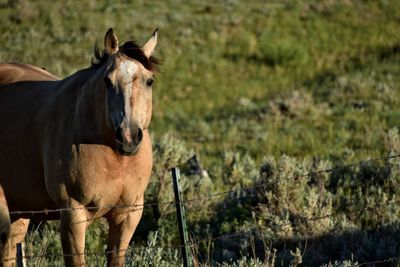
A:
[146, 78, 154, 87]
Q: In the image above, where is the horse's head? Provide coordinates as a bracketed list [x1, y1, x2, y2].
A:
[100, 28, 158, 156]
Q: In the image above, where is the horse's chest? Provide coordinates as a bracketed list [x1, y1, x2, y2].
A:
[67, 144, 150, 206]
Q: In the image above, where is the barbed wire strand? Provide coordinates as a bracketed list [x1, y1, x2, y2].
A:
[7, 195, 400, 262]
[5, 243, 183, 262]
[185, 197, 400, 247]
[9, 153, 400, 217]
[185, 153, 400, 204]
[355, 256, 400, 266]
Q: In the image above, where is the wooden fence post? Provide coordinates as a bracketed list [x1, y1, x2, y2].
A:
[171, 167, 192, 267]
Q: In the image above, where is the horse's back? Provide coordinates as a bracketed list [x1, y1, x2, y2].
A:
[0, 63, 60, 111]
[0, 63, 59, 84]
[0, 63, 60, 125]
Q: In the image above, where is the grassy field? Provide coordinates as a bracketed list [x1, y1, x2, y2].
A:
[1, 0, 400, 266]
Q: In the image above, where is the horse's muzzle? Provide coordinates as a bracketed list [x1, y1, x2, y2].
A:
[115, 126, 143, 156]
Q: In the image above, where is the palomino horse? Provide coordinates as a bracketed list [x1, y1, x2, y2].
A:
[0, 28, 158, 266]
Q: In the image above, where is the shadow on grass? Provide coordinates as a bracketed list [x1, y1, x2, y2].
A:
[304, 43, 400, 90]
[206, 222, 400, 266]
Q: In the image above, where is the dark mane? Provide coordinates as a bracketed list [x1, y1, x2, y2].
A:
[91, 43, 109, 69]
[91, 41, 159, 72]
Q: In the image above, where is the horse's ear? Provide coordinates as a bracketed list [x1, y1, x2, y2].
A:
[143, 28, 158, 58]
[104, 28, 119, 55]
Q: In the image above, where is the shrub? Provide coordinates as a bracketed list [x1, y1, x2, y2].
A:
[258, 31, 308, 66]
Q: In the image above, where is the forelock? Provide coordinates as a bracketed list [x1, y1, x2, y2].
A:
[119, 41, 159, 72]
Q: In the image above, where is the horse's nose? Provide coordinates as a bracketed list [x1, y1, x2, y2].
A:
[116, 125, 142, 146]
[115, 125, 143, 155]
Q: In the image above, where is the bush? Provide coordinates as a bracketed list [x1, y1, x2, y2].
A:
[258, 31, 308, 66]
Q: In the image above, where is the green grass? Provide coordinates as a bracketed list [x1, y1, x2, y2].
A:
[1, 0, 400, 266]
[0, 0, 399, 164]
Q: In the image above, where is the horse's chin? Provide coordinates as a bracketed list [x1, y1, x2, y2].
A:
[116, 143, 140, 156]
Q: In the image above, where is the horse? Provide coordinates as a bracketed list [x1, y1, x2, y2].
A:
[0, 28, 159, 266]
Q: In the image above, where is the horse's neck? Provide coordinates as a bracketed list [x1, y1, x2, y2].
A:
[48, 68, 112, 146]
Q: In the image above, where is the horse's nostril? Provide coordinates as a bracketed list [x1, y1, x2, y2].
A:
[135, 128, 143, 144]
[116, 127, 124, 143]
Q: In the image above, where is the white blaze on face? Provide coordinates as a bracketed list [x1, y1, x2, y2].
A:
[117, 58, 152, 139]
[118, 59, 138, 129]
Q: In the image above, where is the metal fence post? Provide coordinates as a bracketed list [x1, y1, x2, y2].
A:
[171, 167, 192, 267]
[16, 242, 26, 267]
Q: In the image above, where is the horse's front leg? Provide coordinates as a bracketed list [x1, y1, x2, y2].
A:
[105, 198, 144, 267]
[59, 202, 88, 267]
[2, 218, 29, 267]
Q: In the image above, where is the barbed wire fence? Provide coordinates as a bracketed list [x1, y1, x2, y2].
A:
[6, 153, 400, 266]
